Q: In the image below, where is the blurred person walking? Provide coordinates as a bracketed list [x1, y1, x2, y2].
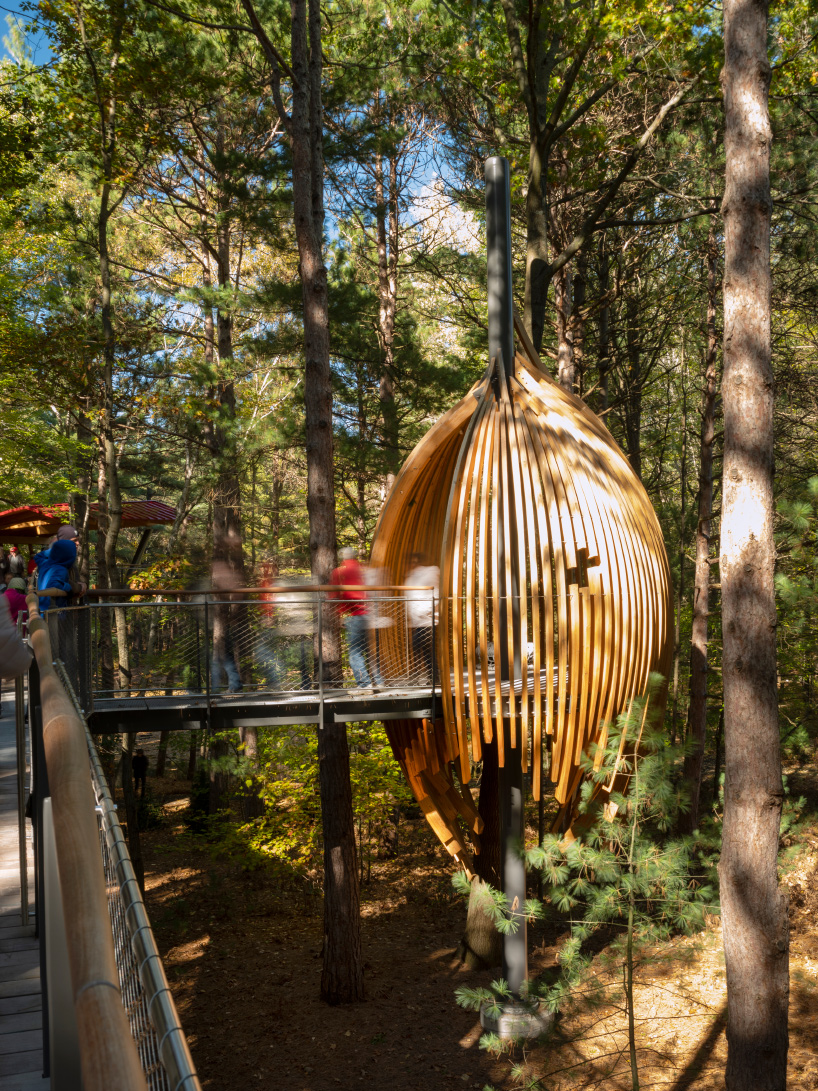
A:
[7, 546, 24, 579]
[404, 552, 439, 682]
[132, 749, 148, 798]
[5, 577, 28, 627]
[0, 592, 32, 716]
[331, 547, 375, 690]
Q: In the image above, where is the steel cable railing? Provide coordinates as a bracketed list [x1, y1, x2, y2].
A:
[54, 660, 201, 1091]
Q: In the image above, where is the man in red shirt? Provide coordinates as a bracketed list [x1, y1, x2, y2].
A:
[331, 547, 374, 689]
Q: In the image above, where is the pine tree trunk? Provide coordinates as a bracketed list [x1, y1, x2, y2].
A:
[681, 231, 718, 833]
[291, 0, 362, 1002]
[624, 297, 643, 481]
[555, 263, 574, 394]
[187, 729, 198, 780]
[523, 140, 549, 353]
[457, 735, 502, 969]
[671, 348, 687, 747]
[155, 731, 170, 778]
[376, 140, 399, 491]
[120, 733, 144, 893]
[318, 718, 364, 1003]
[719, 1, 789, 1084]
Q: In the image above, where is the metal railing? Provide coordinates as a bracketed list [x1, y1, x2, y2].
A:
[44, 586, 439, 708]
[25, 593, 201, 1091]
[67, 667, 200, 1091]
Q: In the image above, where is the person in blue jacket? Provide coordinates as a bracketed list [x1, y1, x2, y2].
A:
[37, 538, 77, 611]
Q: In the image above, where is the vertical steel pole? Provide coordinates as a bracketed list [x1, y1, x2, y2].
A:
[15, 675, 28, 926]
[486, 154, 528, 1000]
[317, 596, 324, 730]
[204, 598, 211, 724]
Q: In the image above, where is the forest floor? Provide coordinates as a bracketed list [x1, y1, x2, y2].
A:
[132, 737, 818, 1091]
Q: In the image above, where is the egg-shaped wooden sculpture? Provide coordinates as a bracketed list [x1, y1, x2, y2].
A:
[370, 314, 673, 870]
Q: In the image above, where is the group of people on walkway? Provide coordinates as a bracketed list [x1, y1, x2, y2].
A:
[0, 525, 87, 614]
[330, 547, 439, 692]
[207, 548, 440, 695]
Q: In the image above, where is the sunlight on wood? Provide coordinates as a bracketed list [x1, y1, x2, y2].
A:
[371, 314, 673, 869]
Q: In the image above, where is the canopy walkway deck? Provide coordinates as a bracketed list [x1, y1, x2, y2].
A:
[0, 690, 47, 1091]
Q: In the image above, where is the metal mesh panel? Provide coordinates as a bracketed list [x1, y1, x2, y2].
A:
[53, 660, 201, 1091]
[77, 591, 441, 701]
[96, 814, 171, 1091]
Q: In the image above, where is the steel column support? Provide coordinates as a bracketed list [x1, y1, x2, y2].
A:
[486, 154, 528, 999]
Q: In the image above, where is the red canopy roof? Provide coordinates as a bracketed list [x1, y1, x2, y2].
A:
[0, 501, 176, 543]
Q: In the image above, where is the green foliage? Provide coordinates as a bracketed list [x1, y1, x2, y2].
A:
[234, 721, 412, 887]
[775, 479, 818, 756]
[456, 684, 714, 1089]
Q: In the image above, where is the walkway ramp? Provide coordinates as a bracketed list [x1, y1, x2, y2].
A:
[0, 692, 47, 1090]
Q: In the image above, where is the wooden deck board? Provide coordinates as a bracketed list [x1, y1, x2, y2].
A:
[0, 696, 47, 1088]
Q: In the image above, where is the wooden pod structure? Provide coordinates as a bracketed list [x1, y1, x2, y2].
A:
[370, 316, 673, 870]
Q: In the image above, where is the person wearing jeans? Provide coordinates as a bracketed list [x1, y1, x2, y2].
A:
[331, 547, 376, 689]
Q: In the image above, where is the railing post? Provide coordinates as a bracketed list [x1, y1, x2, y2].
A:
[42, 797, 83, 1090]
[317, 595, 324, 730]
[77, 601, 92, 714]
[431, 591, 437, 712]
[15, 674, 28, 927]
[195, 612, 202, 694]
[204, 597, 211, 726]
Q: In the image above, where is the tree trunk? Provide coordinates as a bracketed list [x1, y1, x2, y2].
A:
[719, 1, 789, 1084]
[155, 730, 170, 778]
[597, 243, 610, 412]
[523, 140, 548, 353]
[208, 735, 230, 814]
[570, 251, 587, 396]
[555, 263, 574, 394]
[671, 347, 687, 747]
[376, 140, 399, 491]
[291, 0, 362, 1003]
[624, 297, 643, 481]
[318, 718, 364, 1003]
[457, 735, 502, 969]
[120, 732, 144, 893]
[681, 232, 718, 833]
[187, 729, 198, 780]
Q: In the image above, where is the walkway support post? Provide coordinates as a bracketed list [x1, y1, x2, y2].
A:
[15, 674, 28, 927]
[478, 157, 552, 1040]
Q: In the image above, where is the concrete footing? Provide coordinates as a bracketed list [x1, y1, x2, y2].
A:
[479, 999, 554, 1040]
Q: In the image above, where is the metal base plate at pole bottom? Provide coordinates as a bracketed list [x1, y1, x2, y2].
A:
[480, 999, 555, 1040]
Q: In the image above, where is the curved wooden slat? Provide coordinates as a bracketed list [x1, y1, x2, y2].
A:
[372, 319, 674, 850]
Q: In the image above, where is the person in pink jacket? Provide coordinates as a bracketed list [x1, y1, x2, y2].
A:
[0, 591, 31, 716]
[4, 577, 28, 627]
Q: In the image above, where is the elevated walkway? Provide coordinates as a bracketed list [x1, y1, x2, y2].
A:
[0, 687, 47, 1091]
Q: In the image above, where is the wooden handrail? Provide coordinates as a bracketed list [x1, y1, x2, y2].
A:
[26, 593, 148, 1091]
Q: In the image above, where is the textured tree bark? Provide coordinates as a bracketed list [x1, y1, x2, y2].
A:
[681, 232, 718, 833]
[376, 142, 400, 491]
[155, 731, 170, 778]
[120, 732, 144, 893]
[671, 348, 687, 747]
[623, 297, 643, 481]
[570, 251, 587, 394]
[457, 735, 502, 969]
[187, 729, 198, 780]
[292, 0, 361, 1002]
[555, 263, 574, 394]
[719, 0, 789, 1084]
[318, 718, 364, 1003]
[597, 244, 611, 412]
[523, 140, 549, 353]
